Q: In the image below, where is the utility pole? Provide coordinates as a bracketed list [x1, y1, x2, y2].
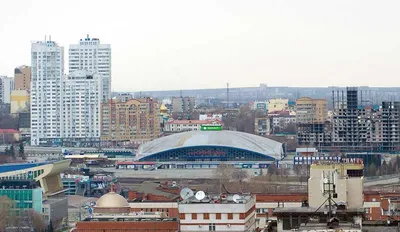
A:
[226, 83, 229, 109]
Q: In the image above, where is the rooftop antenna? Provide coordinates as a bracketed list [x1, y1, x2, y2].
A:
[87, 34, 90, 39]
[180, 89, 183, 98]
[195, 191, 206, 201]
[180, 187, 194, 200]
[49, 35, 51, 41]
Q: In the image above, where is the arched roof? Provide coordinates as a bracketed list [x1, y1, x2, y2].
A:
[137, 130, 284, 160]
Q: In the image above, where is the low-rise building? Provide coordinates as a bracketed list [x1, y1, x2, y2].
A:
[10, 90, 29, 114]
[163, 119, 222, 133]
[295, 147, 318, 157]
[0, 129, 20, 143]
[75, 189, 179, 232]
[179, 193, 256, 232]
[0, 180, 42, 213]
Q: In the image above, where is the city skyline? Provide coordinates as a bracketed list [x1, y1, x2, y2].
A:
[1, 0, 400, 91]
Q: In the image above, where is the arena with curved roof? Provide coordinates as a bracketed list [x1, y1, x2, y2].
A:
[136, 130, 285, 163]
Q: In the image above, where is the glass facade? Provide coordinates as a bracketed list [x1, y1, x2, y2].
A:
[139, 146, 277, 162]
[0, 188, 43, 213]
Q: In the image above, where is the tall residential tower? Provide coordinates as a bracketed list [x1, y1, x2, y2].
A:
[30, 40, 64, 146]
[61, 70, 102, 145]
[69, 35, 111, 102]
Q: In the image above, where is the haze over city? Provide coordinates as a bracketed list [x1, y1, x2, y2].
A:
[1, 0, 400, 91]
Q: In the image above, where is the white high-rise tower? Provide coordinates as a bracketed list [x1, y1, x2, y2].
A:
[61, 70, 102, 141]
[30, 39, 64, 146]
[69, 35, 111, 102]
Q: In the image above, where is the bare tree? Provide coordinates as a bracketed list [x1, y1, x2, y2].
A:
[213, 163, 235, 193]
[0, 196, 16, 230]
[232, 169, 248, 192]
[0, 196, 46, 232]
[267, 164, 278, 177]
[293, 165, 308, 183]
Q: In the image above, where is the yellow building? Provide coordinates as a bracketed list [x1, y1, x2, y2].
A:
[101, 98, 161, 144]
[10, 89, 29, 114]
[308, 159, 364, 209]
[267, 98, 289, 113]
[295, 97, 328, 123]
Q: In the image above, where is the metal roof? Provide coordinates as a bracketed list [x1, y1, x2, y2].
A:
[0, 162, 49, 173]
[137, 130, 284, 160]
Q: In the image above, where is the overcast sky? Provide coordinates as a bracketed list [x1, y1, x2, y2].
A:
[1, 0, 400, 91]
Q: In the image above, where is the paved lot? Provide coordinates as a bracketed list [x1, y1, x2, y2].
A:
[93, 167, 264, 179]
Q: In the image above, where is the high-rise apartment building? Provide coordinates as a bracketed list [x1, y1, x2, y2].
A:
[296, 97, 330, 145]
[171, 97, 195, 113]
[101, 98, 160, 145]
[14, 65, 31, 90]
[30, 40, 64, 146]
[69, 35, 111, 102]
[331, 88, 379, 150]
[61, 70, 102, 143]
[377, 101, 400, 151]
[0, 76, 14, 104]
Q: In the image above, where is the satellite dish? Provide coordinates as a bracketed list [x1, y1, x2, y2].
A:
[323, 178, 329, 184]
[195, 191, 206, 200]
[180, 187, 194, 200]
[232, 194, 241, 203]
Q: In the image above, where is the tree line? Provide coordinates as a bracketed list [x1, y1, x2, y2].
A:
[2, 142, 26, 161]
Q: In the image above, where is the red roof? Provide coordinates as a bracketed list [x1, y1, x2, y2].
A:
[0, 129, 20, 134]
